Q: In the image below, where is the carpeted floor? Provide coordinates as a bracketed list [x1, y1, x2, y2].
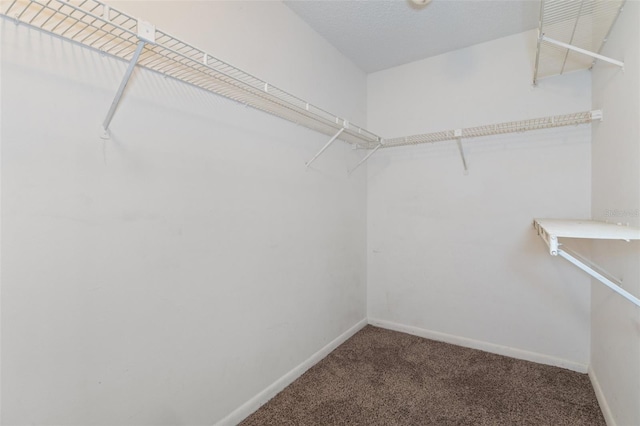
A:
[241, 325, 605, 425]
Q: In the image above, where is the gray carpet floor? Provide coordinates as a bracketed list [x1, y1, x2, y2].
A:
[241, 325, 605, 425]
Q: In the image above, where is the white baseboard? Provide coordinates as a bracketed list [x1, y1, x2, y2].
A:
[589, 366, 616, 426]
[214, 318, 368, 426]
[368, 318, 588, 373]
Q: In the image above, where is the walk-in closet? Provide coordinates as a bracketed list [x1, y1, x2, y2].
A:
[1, 0, 639, 424]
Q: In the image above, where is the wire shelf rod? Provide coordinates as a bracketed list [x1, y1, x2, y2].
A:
[3, 0, 602, 154]
[2, 0, 379, 147]
[382, 110, 600, 148]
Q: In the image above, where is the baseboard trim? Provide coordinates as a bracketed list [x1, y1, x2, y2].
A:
[589, 366, 616, 426]
[368, 318, 588, 373]
[215, 318, 368, 426]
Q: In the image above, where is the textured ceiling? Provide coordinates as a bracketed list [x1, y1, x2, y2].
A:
[285, 0, 541, 73]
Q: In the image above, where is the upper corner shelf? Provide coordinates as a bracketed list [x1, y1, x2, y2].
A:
[533, 0, 626, 84]
[2, 0, 381, 148]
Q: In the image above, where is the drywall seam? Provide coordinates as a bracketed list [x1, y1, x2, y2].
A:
[214, 318, 368, 426]
[589, 365, 617, 426]
[368, 318, 588, 373]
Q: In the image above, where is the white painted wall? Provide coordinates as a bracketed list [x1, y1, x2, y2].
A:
[367, 30, 593, 369]
[5, 1, 634, 424]
[0, 2, 367, 425]
[590, 2, 640, 424]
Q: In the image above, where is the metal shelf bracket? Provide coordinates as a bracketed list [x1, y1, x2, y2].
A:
[591, 110, 604, 121]
[454, 129, 468, 174]
[101, 40, 146, 139]
[558, 247, 640, 308]
[305, 128, 344, 168]
[541, 35, 624, 70]
[348, 142, 383, 175]
[101, 18, 156, 139]
[533, 219, 640, 308]
[101, 19, 155, 138]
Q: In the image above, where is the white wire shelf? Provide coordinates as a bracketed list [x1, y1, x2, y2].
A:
[533, 0, 625, 84]
[533, 218, 640, 307]
[382, 110, 600, 148]
[1, 0, 381, 148]
[0, 1, 607, 171]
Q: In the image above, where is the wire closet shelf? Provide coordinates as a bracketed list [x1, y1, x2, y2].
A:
[2, 0, 382, 148]
[533, 0, 625, 84]
[382, 110, 599, 148]
[2, 0, 605, 160]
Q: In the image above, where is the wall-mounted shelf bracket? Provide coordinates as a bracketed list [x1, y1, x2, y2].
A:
[101, 40, 146, 139]
[533, 219, 640, 308]
[533, 0, 625, 85]
[348, 142, 383, 175]
[591, 110, 604, 121]
[558, 246, 640, 307]
[101, 19, 156, 139]
[540, 35, 624, 70]
[454, 129, 468, 174]
[305, 128, 344, 168]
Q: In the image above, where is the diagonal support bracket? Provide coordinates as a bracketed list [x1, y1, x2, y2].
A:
[558, 247, 640, 308]
[348, 142, 383, 175]
[454, 130, 468, 174]
[305, 128, 344, 168]
[541, 35, 624, 69]
[101, 40, 146, 139]
[100, 19, 155, 139]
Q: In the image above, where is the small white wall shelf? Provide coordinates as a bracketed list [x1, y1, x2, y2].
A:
[533, 219, 640, 307]
[533, 0, 626, 85]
